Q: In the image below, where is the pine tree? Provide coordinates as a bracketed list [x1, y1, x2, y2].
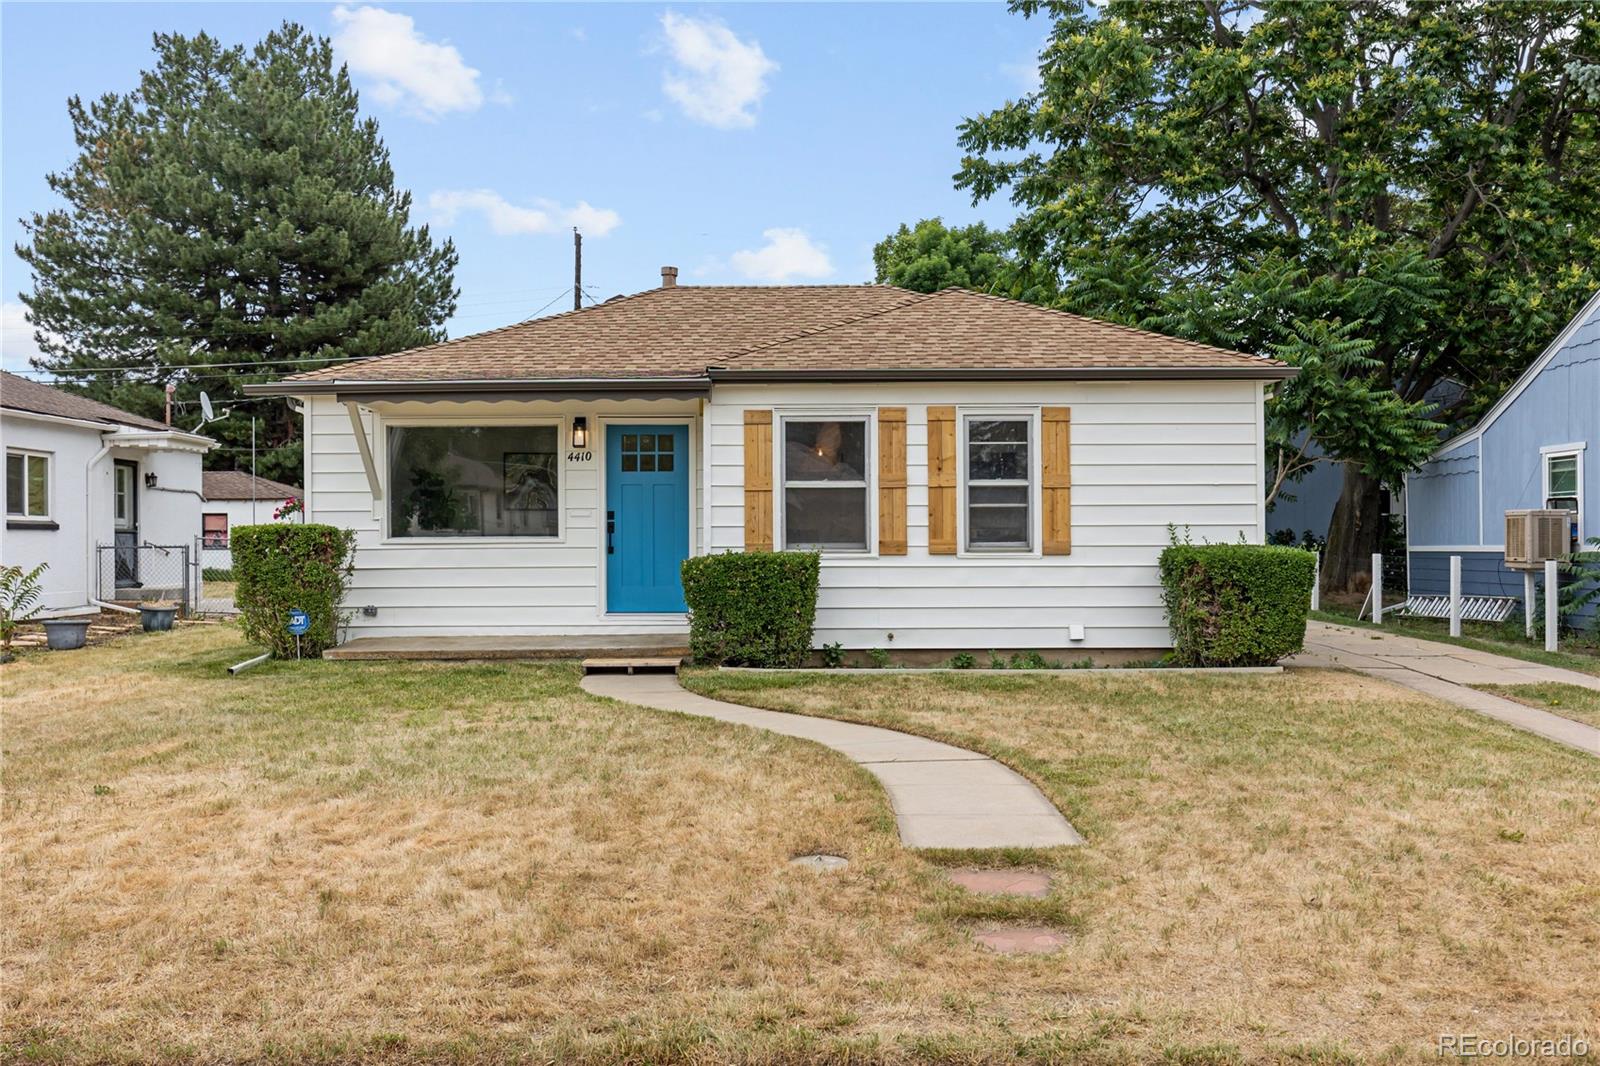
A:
[16, 23, 458, 481]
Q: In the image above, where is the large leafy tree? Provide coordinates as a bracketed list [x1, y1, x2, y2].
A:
[873, 218, 1012, 292]
[16, 23, 458, 481]
[957, 1, 1600, 590]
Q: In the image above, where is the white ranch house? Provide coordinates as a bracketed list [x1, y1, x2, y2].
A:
[2, 371, 214, 614]
[249, 274, 1293, 655]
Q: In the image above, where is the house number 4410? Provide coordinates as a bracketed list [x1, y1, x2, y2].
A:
[567, 450, 594, 463]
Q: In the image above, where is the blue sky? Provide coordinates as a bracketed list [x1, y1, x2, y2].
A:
[1, 2, 1045, 370]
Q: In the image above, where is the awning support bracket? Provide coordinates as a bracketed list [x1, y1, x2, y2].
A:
[344, 401, 383, 501]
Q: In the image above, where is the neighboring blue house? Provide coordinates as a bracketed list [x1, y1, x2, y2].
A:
[1405, 290, 1599, 619]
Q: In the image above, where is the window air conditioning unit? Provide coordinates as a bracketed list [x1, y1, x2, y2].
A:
[1504, 509, 1570, 569]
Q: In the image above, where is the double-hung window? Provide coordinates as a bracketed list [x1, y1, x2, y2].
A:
[963, 415, 1032, 551]
[202, 513, 229, 547]
[1543, 446, 1584, 551]
[387, 424, 560, 538]
[5, 449, 51, 520]
[782, 417, 869, 551]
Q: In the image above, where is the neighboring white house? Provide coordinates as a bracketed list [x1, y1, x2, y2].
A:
[1, 371, 215, 614]
[200, 470, 302, 569]
[248, 273, 1293, 653]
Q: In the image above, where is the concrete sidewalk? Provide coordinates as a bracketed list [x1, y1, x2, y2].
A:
[580, 672, 1084, 850]
[1289, 621, 1600, 756]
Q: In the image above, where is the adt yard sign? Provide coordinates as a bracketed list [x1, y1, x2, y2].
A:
[287, 609, 311, 635]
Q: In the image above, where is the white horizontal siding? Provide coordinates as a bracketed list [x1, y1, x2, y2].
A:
[708, 380, 1265, 650]
[304, 395, 701, 637]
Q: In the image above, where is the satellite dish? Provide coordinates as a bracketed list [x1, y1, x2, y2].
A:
[199, 392, 215, 423]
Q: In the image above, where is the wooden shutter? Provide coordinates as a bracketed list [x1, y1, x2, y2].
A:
[878, 407, 907, 555]
[1042, 406, 1072, 555]
[743, 409, 773, 551]
[927, 405, 957, 555]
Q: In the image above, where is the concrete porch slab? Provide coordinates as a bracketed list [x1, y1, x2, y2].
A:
[324, 634, 689, 661]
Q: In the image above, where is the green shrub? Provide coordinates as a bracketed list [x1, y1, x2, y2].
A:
[232, 523, 356, 658]
[681, 551, 820, 666]
[1158, 543, 1315, 666]
[948, 651, 976, 670]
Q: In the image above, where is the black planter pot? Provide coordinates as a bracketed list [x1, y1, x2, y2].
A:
[140, 604, 180, 632]
[42, 619, 91, 650]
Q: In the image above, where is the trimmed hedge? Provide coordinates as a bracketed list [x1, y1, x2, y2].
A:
[233, 523, 356, 658]
[682, 551, 820, 666]
[1158, 544, 1316, 666]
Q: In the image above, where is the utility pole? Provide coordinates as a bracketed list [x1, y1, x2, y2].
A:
[573, 228, 582, 311]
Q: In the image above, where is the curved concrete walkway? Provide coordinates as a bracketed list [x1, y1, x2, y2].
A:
[581, 672, 1084, 850]
[1290, 621, 1600, 756]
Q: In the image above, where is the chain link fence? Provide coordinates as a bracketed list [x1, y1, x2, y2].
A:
[95, 543, 192, 611]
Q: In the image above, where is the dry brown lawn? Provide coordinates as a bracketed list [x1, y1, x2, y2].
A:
[686, 667, 1600, 1063]
[3, 626, 1597, 1065]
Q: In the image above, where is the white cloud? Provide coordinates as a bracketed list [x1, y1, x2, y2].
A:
[332, 5, 493, 118]
[428, 189, 622, 238]
[729, 228, 832, 282]
[658, 12, 777, 129]
[1, 301, 52, 373]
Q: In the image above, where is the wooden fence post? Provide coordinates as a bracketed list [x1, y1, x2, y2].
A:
[1449, 555, 1462, 637]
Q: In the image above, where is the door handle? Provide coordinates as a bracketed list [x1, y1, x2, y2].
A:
[607, 511, 615, 554]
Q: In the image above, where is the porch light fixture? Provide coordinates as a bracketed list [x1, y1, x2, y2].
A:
[571, 416, 588, 449]
[144, 472, 158, 489]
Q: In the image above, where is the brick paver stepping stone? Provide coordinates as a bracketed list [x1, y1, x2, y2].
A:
[581, 673, 1084, 849]
[972, 923, 1071, 954]
[944, 867, 1051, 897]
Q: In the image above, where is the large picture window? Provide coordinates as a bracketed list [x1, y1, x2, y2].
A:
[388, 424, 559, 538]
[964, 416, 1032, 551]
[5, 449, 50, 519]
[782, 418, 869, 551]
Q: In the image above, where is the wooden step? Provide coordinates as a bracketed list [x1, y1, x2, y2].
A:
[581, 657, 683, 675]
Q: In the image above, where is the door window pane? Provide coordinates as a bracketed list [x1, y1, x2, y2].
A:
[965, 417, 1031, 550]
[782, 419, 869, 550]
[388, 425, 558, 537]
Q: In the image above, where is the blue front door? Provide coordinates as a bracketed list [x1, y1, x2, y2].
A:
[606, 424, 690, 613]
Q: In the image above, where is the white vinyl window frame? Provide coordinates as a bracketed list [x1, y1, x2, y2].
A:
[957, 408, 1041, 557]
[776, 410, 876, 556]
[1540, 442, 1585, 545]
[5, 448, 53, 521]
[380, 414, 568, 544]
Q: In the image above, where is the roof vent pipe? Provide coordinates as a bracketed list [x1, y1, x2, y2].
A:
[660, 265, 678, 288]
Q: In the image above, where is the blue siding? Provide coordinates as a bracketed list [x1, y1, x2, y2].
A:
[1266, 439, 1343, 541]
[1409, 550, 1597, 626]
[1406, 438, 1480, 545]
[1408, 295, 1599, 551]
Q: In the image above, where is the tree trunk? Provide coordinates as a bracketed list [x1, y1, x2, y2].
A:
[1321, 464, 1386, 594]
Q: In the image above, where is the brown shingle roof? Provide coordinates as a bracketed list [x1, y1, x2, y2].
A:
[268, 284, 1288, 388]
[285, 285, 923, 383]
[0, 371, 171, 431]
[713, 288, 1284, 375]
[202, 471, 301, 501]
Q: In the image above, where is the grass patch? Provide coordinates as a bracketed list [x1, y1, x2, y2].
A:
[1310, 606, 1600, 676]
[1474, 681, 1600, 728]
[6, 626, 1597, 1063]
[685, 666, 1600, 1060]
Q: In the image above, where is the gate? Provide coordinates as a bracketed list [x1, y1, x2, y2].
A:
[95, 543, 192, 611]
